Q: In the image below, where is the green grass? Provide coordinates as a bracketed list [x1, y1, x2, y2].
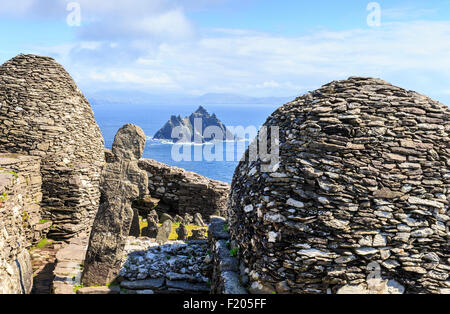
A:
[0, 192, 8, 202]
[30, 238, 53, 250]
[138, 216, 208, 240]
[222, 223, 229, 233]
[169, 224, 208, 240]
[73, 284, 84, 293]
[0, 168, 18, 178]
[106, 282, 119, 287]
[229, 248, 238, 257]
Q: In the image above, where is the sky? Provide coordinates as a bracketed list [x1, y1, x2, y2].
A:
[0, 0, 450, 104]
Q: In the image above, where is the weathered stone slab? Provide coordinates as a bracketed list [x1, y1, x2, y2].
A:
[166, 280, 210, 293]
[77, 286, 120, 294]
[120, 278, 165, 290]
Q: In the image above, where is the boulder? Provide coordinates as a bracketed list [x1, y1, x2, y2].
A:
[173, 215, 184, 223]
[148, 210, 159, 224]
[156, 220, 173, 244]
[176, 224, 188, 241]
[160, 213, 173, 224]
[141, 217, 158, 238]
[193, 213, 206, 227]
[189, 229, 207, 241]
[183, 213, 194, 225]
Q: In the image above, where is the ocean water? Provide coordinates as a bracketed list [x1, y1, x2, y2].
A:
[92, 103, 279, 183]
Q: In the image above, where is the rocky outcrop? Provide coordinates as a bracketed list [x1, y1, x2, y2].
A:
[0, 154, 47, 294]
[82, 124, 148, 286]
[138, 158, 229, 220]
[0, 54, 105, 240]
[154, 106, 237, 143]
[228, 77, 450, 294]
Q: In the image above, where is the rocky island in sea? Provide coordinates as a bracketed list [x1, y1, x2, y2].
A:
[153, 106, 238, 143]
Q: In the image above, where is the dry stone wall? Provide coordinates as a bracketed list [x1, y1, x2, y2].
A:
[138, 159, 230, 220]
[0, 54, 105, 240]
[228, 77, 450, 294]
[0, 154, 48, 294]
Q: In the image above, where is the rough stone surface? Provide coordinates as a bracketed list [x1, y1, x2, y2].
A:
[82, 124, 148, 286]
[189, 229, 208, 241]
[0, 54, 105, 240]
[208, 217, 247, 294]
[176, 224, 188, 241]
[141, 216, 159, 238]
[160, 213, 173, 224]
[156, 220, 172, 244]
[194, 213, 206, 227]
[183, 213, 194, 225]
[138, 158, 229, 219]
[112, 124, 146, 161]
[52, 235, 89, 294]
[228, 77, 450, 294]
[30, 240, 64, 294]
[0, 154, 45, 294]
[118, 238, 210, 294]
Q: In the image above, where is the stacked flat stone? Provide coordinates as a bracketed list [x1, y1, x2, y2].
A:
[228, 77, 450, 294]
[138, 158, 230, 220]
[0, 154, 46, 294]
[0, 54, 105, 240]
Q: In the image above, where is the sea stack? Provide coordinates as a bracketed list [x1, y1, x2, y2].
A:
[154, 106, 237, 143]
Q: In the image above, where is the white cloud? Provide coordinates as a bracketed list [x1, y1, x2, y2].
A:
[0, 0, 195, 41]
[0, 0, 35, 15]
[5, 1, 450, 103]
[46, 20, 447, 102]
[88, 70, 174, 86]
[130, 8, 193, 39]
[382, 6, 437, 20]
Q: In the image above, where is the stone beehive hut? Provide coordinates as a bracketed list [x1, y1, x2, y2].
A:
[0, 54, 105, 240]
[228, 77, 449, 294]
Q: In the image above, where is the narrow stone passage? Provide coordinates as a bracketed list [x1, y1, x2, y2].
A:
[30, 241, 64, 294]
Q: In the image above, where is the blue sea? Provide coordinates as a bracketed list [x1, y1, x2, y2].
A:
[92, 104, 279, 183]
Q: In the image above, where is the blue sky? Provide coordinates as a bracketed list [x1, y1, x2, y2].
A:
[0, 0, 450, 104]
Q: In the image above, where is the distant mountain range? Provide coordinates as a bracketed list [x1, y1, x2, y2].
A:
[87, 90, 294, 106]
[154, 106, 238, 143]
